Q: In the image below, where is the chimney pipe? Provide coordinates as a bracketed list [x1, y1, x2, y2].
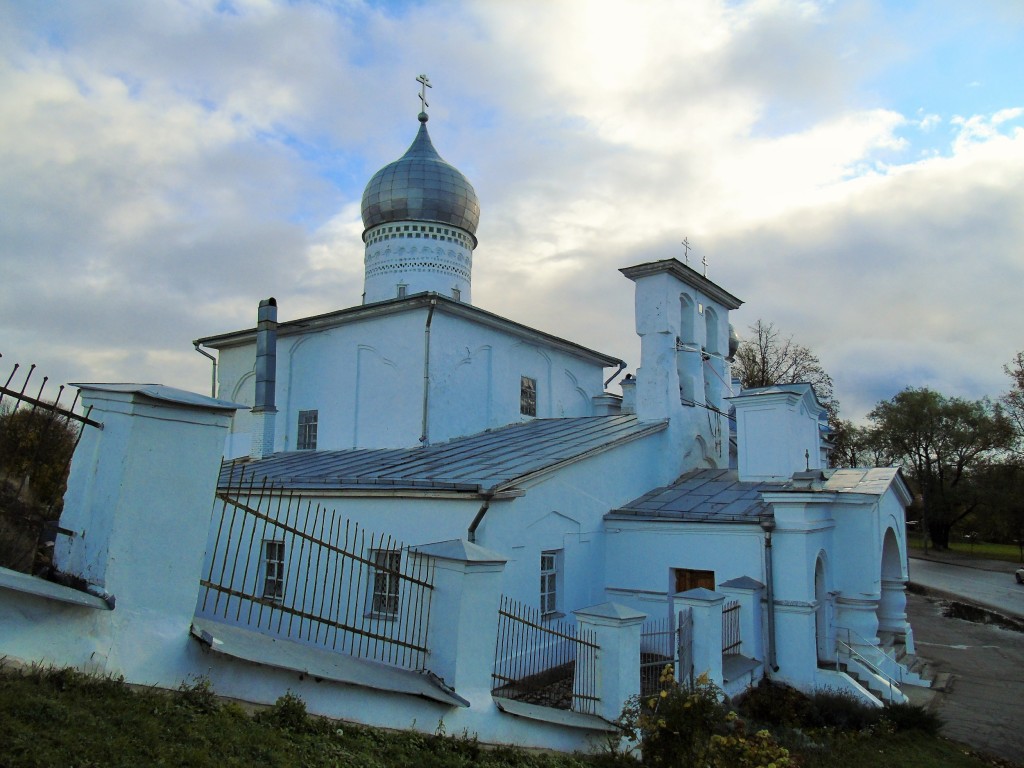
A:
[250, 298, 278, 460]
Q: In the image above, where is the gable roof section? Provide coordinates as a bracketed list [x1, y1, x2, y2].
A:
[607, 467, 910, 526]
[219, 415, 667, 495]
[607, 468, 783, 524]
[195, 292, 623, 368]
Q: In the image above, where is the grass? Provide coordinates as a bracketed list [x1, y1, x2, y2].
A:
[907, 535, 1023, 563]
[0, 665, 1015, 768]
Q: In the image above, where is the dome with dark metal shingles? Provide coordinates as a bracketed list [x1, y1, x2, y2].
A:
[360, 114, 480, 243]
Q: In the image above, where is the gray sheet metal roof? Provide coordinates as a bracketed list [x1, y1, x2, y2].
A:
[820, 467, 901, 495]
[609, 466, 904, 524]
[70, 383, 244, 411]
[220, 415, 667, 494]
[608, 469, 783, 524]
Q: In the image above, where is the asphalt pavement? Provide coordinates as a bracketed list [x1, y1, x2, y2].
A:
[909, 550, 1024, 620]
[905, 592, 1023, 765]
[904, 550, 1024, 765]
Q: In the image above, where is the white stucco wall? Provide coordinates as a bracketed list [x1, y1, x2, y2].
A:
[214, 306, 611, 455]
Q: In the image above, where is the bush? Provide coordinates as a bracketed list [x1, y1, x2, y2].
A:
[882, 702, 943, 735]
[618, 667, 792, 767]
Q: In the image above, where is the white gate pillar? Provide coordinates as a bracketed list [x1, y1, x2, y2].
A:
[410, 539, 506, 706]
[53, 384, 239, 681]
[574, 602, 646, 722]
[718, 576, 765, 661]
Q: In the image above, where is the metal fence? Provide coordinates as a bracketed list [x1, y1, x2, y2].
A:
[197, 468, 435, 670]
[722, 599, 741, 655]
[492, 595, 599, 713]
[0, 355, 99, 573]
[640, 607, 695, 696]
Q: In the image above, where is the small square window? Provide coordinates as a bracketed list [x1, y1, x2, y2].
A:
[263, 540, 285, 601]
[520, 376, 537, 417]
[297, 410, 318, 450]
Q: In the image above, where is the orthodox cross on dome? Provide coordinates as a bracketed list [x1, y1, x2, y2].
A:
[702, 251, 708, 277]
[416, 74, 432, 116]
[681, 237, 692, 264]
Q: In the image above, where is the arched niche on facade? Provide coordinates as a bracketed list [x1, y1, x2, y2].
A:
[877, 527, 909, 645]
[702, 306, 722, 410]
[678, 293, 698, 403]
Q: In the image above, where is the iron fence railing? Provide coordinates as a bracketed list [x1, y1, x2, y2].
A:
[492, 595, 599, 713]
[0, 355, 100, 573]
[640, 615, 675, 697]
[722, 599, 741, 655]
[197, 467, 434, 670]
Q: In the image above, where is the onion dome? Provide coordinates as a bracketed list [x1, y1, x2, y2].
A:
[360, 114, 480, 244]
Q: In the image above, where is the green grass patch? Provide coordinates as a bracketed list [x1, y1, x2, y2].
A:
[0, 665, 1011, 767]
[907, 535, 1023, 563]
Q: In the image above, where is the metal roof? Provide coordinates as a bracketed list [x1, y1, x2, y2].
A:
[220, 415, 667, 494]
[361, 116, 480, 239]
[610, 466, 905, 524]
[608, 468, 783, 524]
[70, 383, 243, 411]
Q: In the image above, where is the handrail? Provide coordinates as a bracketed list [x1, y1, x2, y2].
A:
[835, 625, 903, 681]
[834, 629, 902, 703]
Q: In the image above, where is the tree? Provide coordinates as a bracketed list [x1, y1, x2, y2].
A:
[732, 320, 847, 465]
[865, 387, 1015, 550]
[0, 404, 79, 572]
[1002, 351, 1024, 455]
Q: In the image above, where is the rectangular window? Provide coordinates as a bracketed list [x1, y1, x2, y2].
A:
[297, 409, 318, 450]
[397, 284, 407, 299]
[520, 376, 537, 417]
[674, 568, 715, 593]
[451, 287, 461, 301]
[540, 550, 559, 616]
[370, 549, 401, 617]
[262, 539, 285, 601]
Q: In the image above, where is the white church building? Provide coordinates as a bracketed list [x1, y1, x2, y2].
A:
[0, 90, 925, 752]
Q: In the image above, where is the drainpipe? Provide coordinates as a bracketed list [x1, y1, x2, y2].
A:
[761, 517, 779, 672]
[193, 342, 217, 398]
[467, 491, 494, 543]
[419, 299, 437, 445]
[603, 361, 627, 388]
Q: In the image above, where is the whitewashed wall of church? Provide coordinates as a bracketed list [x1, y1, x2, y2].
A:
[600, 522, 766, 610]
[473, 431, 677, 616]
[214, 308, 610, 455]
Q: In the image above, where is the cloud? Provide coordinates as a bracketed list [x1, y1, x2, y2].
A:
[0, 0, 1022, 428]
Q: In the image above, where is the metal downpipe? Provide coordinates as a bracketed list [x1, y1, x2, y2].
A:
[193, 342, 217, 398]
[419, 299, 436, 445]
[761, 517, 779, 672]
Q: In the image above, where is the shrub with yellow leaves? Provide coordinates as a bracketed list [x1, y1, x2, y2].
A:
[617, 665, 791, 767]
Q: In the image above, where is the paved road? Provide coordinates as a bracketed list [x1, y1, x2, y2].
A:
[909, 553, 1024, 619]
[906, 592, 1024, 765]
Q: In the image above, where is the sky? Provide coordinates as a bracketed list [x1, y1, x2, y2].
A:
[1, 0, 1022, 423]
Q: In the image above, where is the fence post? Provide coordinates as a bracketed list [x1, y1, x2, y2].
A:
[718, 576, 765, 660]
[410, 539, 506, 704]
[672, 588, 724, 688]
[53, 385, 239, 680]
[573, 602, 646, 722]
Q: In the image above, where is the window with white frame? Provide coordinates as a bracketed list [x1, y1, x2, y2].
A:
[369, 549, 401, 617]
[262, 539, 285, 601]
[520, 376, 537, 417]
[297, 409, 318, 450]
[540, 550, 560, 616]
